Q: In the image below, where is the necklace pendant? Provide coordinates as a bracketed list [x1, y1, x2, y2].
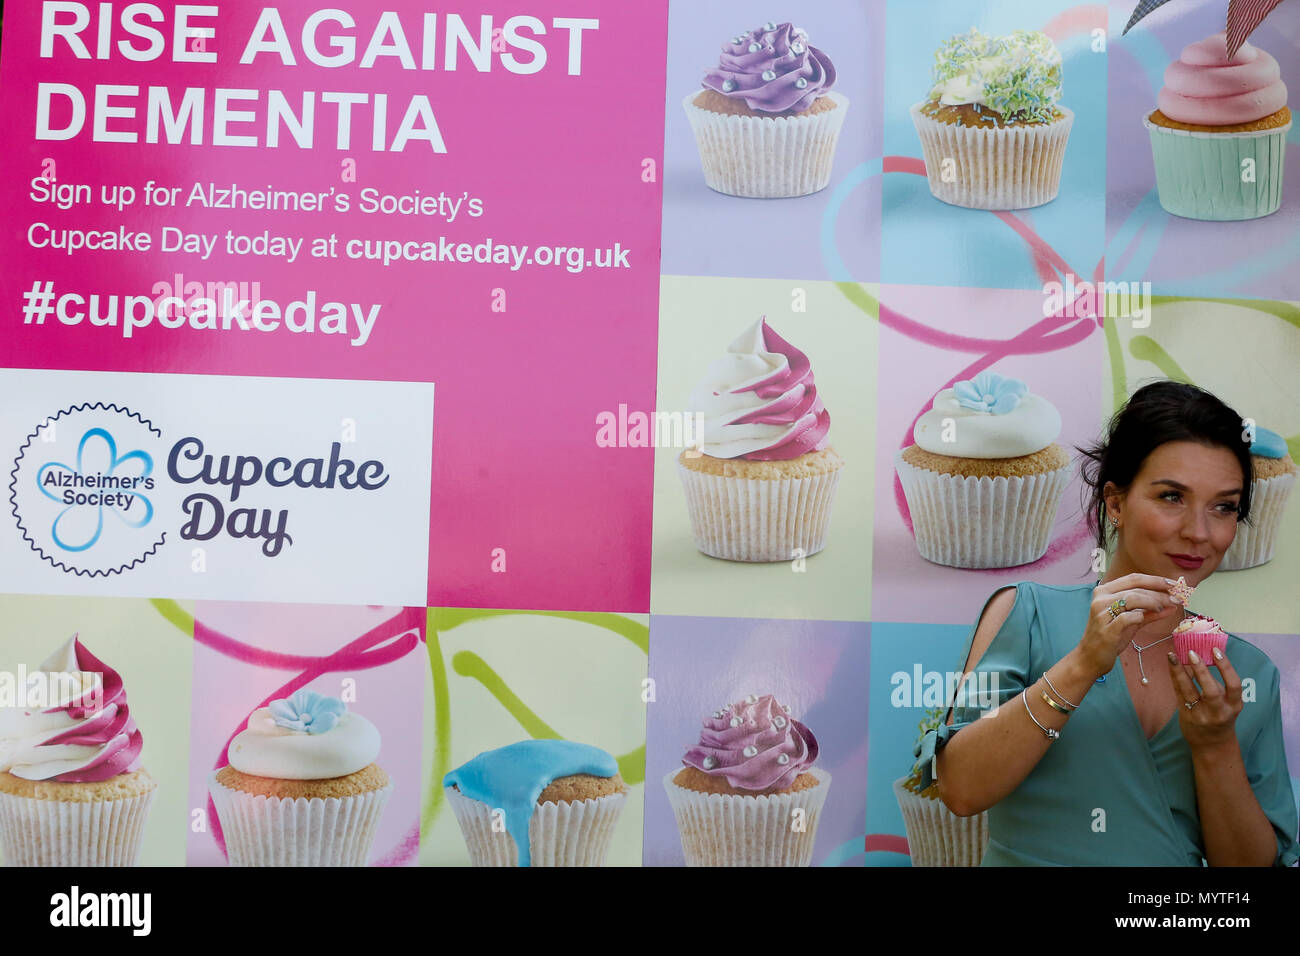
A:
[1141, 677, 1149, 685]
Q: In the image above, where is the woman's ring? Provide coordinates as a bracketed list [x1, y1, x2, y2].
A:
[1185, 698, 1201, 710]
[1108, 597, 1126, 621]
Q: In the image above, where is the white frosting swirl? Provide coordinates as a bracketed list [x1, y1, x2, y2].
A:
[227, 707, 380, 779]
[688, 318, 824, 459]
[914, 388, 1061, 458]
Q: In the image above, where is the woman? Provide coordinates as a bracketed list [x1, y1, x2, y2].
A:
[916, 381, 1299, 866]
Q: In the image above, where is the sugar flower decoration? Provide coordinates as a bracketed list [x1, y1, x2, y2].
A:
[953, 371, 1028, 415]
[268, 690, 346, 735]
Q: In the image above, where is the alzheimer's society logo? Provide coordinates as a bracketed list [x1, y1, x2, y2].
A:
[10, 404, 167, 576]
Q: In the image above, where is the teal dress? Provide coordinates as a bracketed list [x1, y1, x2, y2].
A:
[916, 581, 1300, 867]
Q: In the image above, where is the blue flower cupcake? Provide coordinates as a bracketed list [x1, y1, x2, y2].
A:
[895, 371, 1071, 568]
[208, 690, 392, 867]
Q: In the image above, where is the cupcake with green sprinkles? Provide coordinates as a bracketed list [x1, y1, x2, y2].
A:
[911, 27, 1074, 209]
[443, 739, 628, 867]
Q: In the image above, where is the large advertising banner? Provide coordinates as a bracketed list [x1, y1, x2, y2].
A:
[0, 0, 1296, 881]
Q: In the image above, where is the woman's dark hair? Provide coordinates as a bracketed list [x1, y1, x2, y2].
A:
[1077, 381, 1253, 552]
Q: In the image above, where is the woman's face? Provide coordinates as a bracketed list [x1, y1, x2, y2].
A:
[1107, 440, 1244, 584]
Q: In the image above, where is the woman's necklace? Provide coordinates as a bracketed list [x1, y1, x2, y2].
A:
[1130, 607, 1190, 686]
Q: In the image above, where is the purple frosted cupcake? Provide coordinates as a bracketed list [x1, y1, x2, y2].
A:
[684, 21, 849, 198]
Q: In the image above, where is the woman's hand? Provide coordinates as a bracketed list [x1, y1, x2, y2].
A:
[1168, 647, 1243, 751]
[1079, 573, 1181, 678]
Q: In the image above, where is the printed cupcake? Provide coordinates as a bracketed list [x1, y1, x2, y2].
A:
[1145, 34, 1290, 221]
[893, 707, 988, 867]
[443, 739, 627, 867]
[664, 693, 830, 867]
[0, 636, 155, 866]
[895, 371, 1071, 568]
[678, 317, 844, 563]
[1172, 613, 1230, 666]
[684, 21, 848, 198]
[1221, 426, 1296, 570]
[209, 690, 392, 866]
[911, 28, 1074, 209]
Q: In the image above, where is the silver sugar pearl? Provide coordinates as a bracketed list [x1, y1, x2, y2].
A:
[777, 754, 790, 765]
[743, 745, 758, 757]
[721, 79, 736, 92]
[791, 41, 806, 54]
[702, 756, 716, 769]
[794, 77, 808, 89]
[773, 716, 787, 729]
[731, 36, 743, 44]
[761, 69, 776, 81]
[748, 42, 761, 53]
[729, 716, 742, 727]
[764, 21, 777, 31]
[712, 710, 723, 718]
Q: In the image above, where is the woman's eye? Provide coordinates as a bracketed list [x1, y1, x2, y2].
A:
[1160, 491, 1181, 502]
[1217, 501, 1240, 514]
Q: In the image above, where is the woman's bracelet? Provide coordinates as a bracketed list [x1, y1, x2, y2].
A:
[1023, 692, 1060, 740]
[1039, 689, 1072, 715]
[1043, 671, 1080, 709]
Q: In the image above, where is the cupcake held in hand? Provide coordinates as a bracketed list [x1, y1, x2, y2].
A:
[209, 690, 392, 866]
[678, 317, 844, 563]
[664, 693, 830, 866]
[443, 739, 628, 867]
[1172, 613, 1230, 666]
[1145, 34, 1290, 221]
[685, 21, 849, 198]
[911, 28, 1074, 209]
[0, 636, 156, 866]
[895, 371, 1071, 568]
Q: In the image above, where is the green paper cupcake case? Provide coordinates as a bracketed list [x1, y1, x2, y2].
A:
[1144, 115, 1291, 221]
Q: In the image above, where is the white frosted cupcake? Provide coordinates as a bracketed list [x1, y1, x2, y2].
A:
[911, 28, 1073, 210]
[0, 636, 155, 866]
[684, 22, 848, 198]
[208, 691, 392, 866]
[678, 317, 844, 563]
[443, 739, 627, 867]
[1221, 427, 1296, 570]
[895, 371, 1070, 568]
[664, 694, 830, 867]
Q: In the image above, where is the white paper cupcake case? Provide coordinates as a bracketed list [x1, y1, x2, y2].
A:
[663, 767, 830, 867]
[444, 786, 627, 867]
[678, 461, 843, 563]
[1219, 470, 1295, 570]
[910, 103, 1073, 210]
[892, 776, 988, 867]
[0, 787, 154, 866]
[684, 91, 849, 198]
[895, 450, 1070, 569]
[209, 771, 392, 867]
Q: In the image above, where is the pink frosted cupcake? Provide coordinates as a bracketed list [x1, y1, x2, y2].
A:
[0, 636, 156, 866]
[1172, 613, 1229, 665]
[663, 693, 830, 866]
[678, 318, 844, 562]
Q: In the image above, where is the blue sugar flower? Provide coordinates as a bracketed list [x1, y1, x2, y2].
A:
[269, 690, 347, 734]
[953, 371, 1028, 415]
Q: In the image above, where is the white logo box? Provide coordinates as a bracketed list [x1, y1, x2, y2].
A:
[2, 368, 433, 606]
